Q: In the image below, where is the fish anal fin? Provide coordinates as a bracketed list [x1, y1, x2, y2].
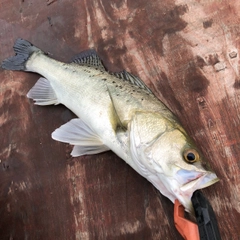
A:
[70, 49, 106, 71]
[51, 118, 110, 157]
[27, 77, 59, 105]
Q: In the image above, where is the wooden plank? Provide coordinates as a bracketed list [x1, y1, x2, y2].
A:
[0, 0, 239, 239]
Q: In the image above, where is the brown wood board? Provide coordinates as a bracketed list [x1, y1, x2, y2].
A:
[0, 0, 240, 239]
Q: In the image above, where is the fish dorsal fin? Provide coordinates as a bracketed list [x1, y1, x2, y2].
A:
[51, 118, 109, 157]
[112, 70, 153, 94]
[27, 77, 59, 105]
[70, 49, 106, 71]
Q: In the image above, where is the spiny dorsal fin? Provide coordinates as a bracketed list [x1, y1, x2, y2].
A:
[112, 70, 153, 94]
[70, 49, 106, 71]
[71, 49, 152, 94]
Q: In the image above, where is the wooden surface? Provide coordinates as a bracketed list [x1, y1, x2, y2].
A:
[0, 0, 240, 239]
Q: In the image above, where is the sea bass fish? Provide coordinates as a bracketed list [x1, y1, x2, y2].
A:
[2, 39, 219, 212]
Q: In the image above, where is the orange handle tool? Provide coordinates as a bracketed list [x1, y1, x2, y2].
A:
[174, 199, 200, 240]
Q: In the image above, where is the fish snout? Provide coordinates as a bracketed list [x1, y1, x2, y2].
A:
[176, 169, 219, 192]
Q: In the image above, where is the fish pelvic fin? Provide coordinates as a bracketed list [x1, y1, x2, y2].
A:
[52, 118, 110, 157]
[27, 77, 59, 105]
[1, 38, 42, 71]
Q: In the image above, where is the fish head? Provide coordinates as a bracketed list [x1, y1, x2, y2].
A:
[147, 128, 219, 212]
[130, 112, 219, 213]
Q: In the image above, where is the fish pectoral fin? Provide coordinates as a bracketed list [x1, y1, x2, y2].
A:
[71, 145, 110, 157]
[51, 118, 110, 157]
[70, 49, 105, 71]
[27, 77, 59, 105]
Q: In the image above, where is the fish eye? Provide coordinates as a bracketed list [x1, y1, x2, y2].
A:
[183, 149, 199, 163]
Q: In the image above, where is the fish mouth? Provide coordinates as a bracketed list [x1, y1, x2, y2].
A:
[179, 171, 219, 192]
[174, 169, 219, 213]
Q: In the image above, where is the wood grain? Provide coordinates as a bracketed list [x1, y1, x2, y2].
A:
[0, 0, 240, 239]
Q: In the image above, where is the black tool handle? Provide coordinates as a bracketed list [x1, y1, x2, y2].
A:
[191, 190, 222, 240]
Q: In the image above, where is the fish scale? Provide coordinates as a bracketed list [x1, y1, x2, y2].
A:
[1, 38, 219, 213]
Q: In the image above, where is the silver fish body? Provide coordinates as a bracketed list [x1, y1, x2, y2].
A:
[2, 39, 219, 212]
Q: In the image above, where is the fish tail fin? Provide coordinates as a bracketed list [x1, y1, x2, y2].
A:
[1, 38, 41, 71]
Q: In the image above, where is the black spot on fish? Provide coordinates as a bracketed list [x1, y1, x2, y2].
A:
[102, 78, 107, 81]
[112, 81, 116, 83]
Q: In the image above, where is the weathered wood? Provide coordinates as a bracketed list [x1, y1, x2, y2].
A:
[0, 0, 240, 239]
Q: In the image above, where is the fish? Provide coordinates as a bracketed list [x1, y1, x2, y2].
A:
[1, 38, 219, 212]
